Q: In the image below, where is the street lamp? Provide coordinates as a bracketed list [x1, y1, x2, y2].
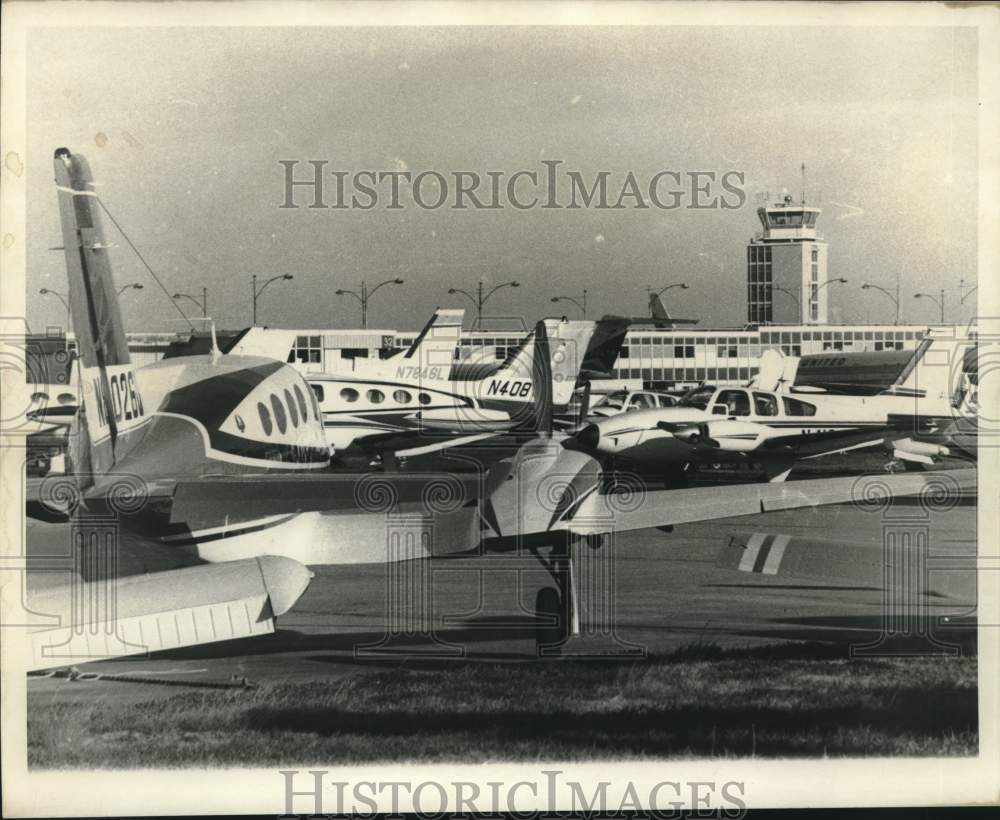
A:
[861, 282, 901, 324]
[173, 287, 208, 318]
[117, 283, 144, 296]
[647, 282, 689, 300]
[336, 278, 404, 329]
[961, 284, 978, 304]
[914, 289, 946, 324]
[818, 277, 848, 291]
[447, 280, 519, 327]
[773, 285, 800, 315]
[39, 288, 70, 327]
[251, 274, 293, 325]
[550, 289, 588, 318]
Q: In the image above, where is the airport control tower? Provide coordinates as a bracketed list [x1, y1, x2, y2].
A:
[747, 193, 828, 324]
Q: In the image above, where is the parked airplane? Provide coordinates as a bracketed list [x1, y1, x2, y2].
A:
[22, 148, 972, 671]
[309, 316, 597, 454]
[571, 333, 965, 480]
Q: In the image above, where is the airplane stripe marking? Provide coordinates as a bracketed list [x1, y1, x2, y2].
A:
[738, 532, 766, 572]
[751, 534, 776, 574]
[761, 535, 790, 575]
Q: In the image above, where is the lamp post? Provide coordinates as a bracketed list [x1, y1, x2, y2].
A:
[173, 287, 208, 318]
[960, 282, 978, 304]
[117, 283, 144, 296]
[39, 288, 70, 328]
[252, 274, 293, 325]
[773, 285, 800, 316]
[818, 277, 848, 291]
[861, 282, 901, 324]
[447, 280, 520, 327]
[647, 282, 689, 299]
[914, 289, 946, 324]
[550, 289, 587, 318]
[336, 278, 404, 329]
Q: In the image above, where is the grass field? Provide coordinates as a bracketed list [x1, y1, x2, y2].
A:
[28, 643, 977, 767]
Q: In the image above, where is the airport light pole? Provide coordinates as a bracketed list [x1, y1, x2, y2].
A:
[861, 282, 900, 324]
[818, 277, 848, 291]
[336, 278, 404, 329]
[914, 289, 946, 324]
[39, 288, 70, 328]
[252, 274, 293, 325]
[773, 285, 800, 319]
[647, 282, 689, 299]
[448, 280, 519, 327]
[961, 282, 978, 304]
[173, 287, 208, 318]
[550, 289, 587, 318]
[117, 283, 144, 296]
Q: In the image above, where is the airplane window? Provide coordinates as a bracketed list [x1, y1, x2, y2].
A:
[630, 393, 656, 409]
[311, 384, 325, 403]
[58, 393, 76, 405]
[234, 414, 246, 433]
[30, 392, 48, 402]
[340, 387, 359, 403]
[284, 388, 299, 427]
[753, 392, 778, 416]
[257, 402, 273, 436]
[782, 397, 817, 417]
[717, 389, 750, 416]
[294, 385, 309, 421]
[271, 393, 288, 433]
[418, 392, 432, 405]
[367, 389, 385, 404]
[393, 389, 412, 404]
[678, 387, 715, 410]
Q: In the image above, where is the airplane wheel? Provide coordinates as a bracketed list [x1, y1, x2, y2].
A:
[535, 587, 563, 649]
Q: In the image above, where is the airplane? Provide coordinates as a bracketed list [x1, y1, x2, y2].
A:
[570, 332, 969, 481]
[18, 147, 974, 673]
[648, 291, 699, 330]
[308, 314, 597, 455]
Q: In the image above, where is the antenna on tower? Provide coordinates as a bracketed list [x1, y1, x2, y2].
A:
[801, 162, 807, 205]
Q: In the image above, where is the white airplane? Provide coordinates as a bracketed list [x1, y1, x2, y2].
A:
[308, 317, 597, 455]
[17, 148, 973, 673]
[571, 332, 969, 480]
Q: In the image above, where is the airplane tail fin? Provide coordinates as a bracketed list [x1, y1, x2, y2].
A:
[649, 293, 674, 329]
[54, 148, 149, 478]
[883, 329, 970, 411]
[399, 307, 464, 379]
[751, 347, 800, 391]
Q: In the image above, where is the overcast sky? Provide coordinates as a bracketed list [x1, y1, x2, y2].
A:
[26, 25, 979, 333]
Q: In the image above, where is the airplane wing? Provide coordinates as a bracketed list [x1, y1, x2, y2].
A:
[21, 553, 312, 672]
[560, 468, 977, 536]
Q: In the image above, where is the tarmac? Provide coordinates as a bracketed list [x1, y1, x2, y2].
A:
[25, 489, 978, 704]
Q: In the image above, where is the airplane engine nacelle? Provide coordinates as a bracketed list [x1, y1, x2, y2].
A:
[673, 420, 768, 453]
[891, 436, 950, 464]
[484, 438, 602, 542]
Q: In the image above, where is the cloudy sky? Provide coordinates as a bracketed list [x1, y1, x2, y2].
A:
[26, 25, 979, 333]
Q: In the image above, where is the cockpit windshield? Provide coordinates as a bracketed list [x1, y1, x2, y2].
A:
[677, 386, 716, 410]
[593, 390, 629, 410]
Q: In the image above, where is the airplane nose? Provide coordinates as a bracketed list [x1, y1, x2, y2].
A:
[576, 423, 600, 450]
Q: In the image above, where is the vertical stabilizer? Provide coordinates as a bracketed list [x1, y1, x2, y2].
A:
[54, 148, 149, 475]
[649, 293, 675, 330]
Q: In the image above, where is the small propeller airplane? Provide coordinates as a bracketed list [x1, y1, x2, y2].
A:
[570, 335, 973, 482]
[18, 148, 975, 672]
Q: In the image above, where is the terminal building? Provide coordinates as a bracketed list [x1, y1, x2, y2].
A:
[26, 198, 943, 392]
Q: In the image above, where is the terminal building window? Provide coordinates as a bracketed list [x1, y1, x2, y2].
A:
[289, 335, 322, 364]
